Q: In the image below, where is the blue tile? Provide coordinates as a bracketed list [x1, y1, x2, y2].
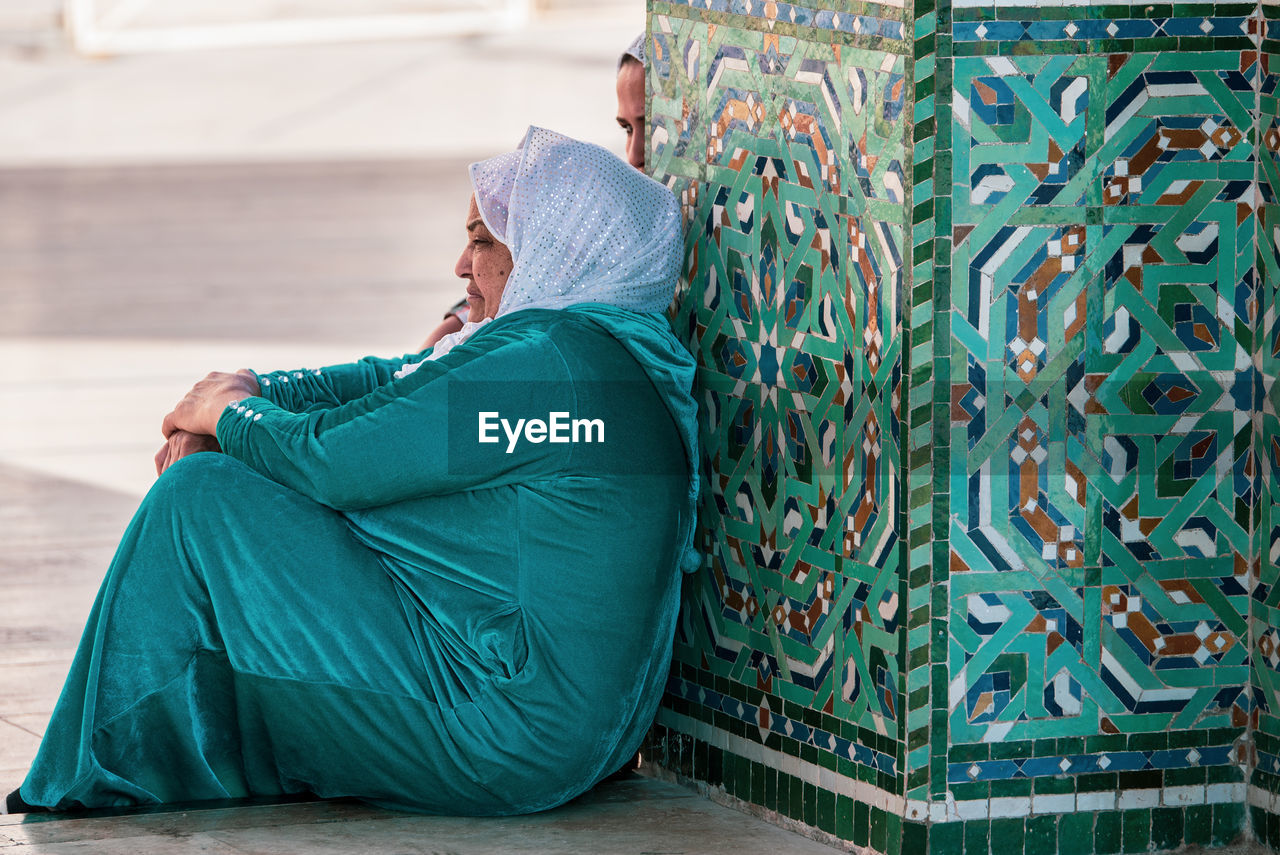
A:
[1162, 16, 1209, 36]
[1021, 756, 1070, 777]
[1026, 21, 1071, 40]
[1073, 21, 1114, 39]
[984, 21, 1026, 40]
[1111, 19, 1160, 37]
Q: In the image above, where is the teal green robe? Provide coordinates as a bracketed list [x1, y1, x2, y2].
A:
[19, 305, 697, 815]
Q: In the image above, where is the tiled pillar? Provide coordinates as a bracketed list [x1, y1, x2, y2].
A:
[644, 0, 912, 846]
[643, 0, 1276, 852]
[1253, 5, 1280, 846]
[933, 24, 1256, 852]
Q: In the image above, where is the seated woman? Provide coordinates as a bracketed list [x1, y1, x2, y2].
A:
[8, 126, 698, 816]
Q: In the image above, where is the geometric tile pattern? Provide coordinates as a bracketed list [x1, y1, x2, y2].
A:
[648, 1, 911, 816]
[947, 30, 1260, 802]
[648, 0, 1280, 850]
[942, 25, 1264, 847]
[1253, 12, 1280, 849]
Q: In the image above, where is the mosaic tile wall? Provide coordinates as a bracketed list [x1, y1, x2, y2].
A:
[1254, 6, 1280, 848]
[641, 0, 1278, 852]
[938, 24, 1259, 851]
[643, 0, 914, 844]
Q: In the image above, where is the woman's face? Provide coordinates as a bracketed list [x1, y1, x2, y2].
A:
[455, 195, 514, 322]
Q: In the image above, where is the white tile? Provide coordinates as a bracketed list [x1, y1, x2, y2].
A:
[1163, 785, 1206, 806]
[989, 796, 1029, 819]
[1076, 791, 1116, 812]
[1248, 786, 1274, 810]
[1208, 782, 1246, 805]
[817, 766, 837, 794]
[1030, 793, 1075, 815]
[1117, 789, 1160, 810]
[955, 799, 989, 821]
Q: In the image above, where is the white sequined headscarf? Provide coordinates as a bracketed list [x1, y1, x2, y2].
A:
[422, 126, 682, 362]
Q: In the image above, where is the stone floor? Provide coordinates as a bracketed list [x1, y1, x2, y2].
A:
[1, 777, 851, 854]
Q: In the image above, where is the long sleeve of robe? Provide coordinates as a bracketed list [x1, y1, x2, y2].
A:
[17, 305, 697, 816]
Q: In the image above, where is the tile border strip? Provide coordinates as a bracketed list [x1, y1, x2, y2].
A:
[950, 745, 1239, 782]
[667, 676, 900, 775]
[952, 15, 1253, 40]
[658, 708, 909, 814]
[662, 0, 908, 41]
[907, 782, 1247, 822]
[660, 710, 1249, 823]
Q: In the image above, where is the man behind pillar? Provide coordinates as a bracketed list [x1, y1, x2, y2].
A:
[615, 33, 646, 171]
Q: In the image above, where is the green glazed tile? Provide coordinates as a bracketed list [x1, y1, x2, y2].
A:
[1095, 811, 1122, 855]
[1122, 810, 1151, 854]
[964, 819, 990, 855]
[1151, 808, 1182, 852]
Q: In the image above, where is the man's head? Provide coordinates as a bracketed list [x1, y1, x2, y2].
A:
[616, 36, 646, 171]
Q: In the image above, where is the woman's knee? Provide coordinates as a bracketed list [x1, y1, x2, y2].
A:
[160, 451, 251, 490]
[142, 453, 290, 533]
[152, 453, 282, 509]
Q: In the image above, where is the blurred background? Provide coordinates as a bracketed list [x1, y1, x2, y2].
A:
[0, 0, 641, 497]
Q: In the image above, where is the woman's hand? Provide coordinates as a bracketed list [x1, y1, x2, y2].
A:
[161, 370, 260, 439]
[155, 430, 222, 476]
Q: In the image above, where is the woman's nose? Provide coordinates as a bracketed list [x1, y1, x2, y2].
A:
[455, 246, 470, 279]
